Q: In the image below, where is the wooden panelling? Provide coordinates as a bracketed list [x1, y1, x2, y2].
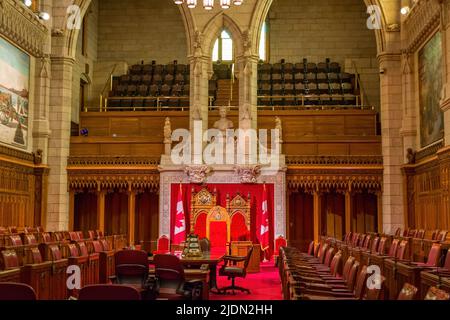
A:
[0, 146, 48, 228]
[73, 110, 381, 157]
[402, 146, 450, 233]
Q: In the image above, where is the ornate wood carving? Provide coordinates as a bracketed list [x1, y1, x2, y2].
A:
[0, 145, 48, 227]
[286, 155, 383, 166]
[190, 187, 217, 232]
[0, 0, 48, 56]
[226, 192, 251, 231]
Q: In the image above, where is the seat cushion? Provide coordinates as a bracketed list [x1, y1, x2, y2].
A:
[223, 267, 245, 276]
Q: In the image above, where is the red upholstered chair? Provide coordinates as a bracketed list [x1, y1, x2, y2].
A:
[9, 235, 23, 246]
[273, 236, 288, 265]
[153, 254, 203, 300]
[424, 287, 450, 300]
[416, 229, 425, 239]
[0, 283, 36, 300]
[153, 236, 170, 255]
[396, 240, 408, 260]
[431, 229, 440, 240]
[0, 250, 20, 270]
[307, 241, 315, 256]
[77, 231, 84, 240]
[88, 230, 96, 240]
[394, 228, 402, 237]
[114, 250, 149, 287]
[78, 284, 141, 301]
[92, 241, 104, 253]
[24, 234, 37, 245]
[100, 239, 110, 251]
[69, 232, 80, 241]
[36, 226, 44, 233]
[40, 232, 52, 243]
[388, 238, 399, 257]
[397, 283, 418, 300]
[49, 244, 63, 260]
[412, 243, 441, 267]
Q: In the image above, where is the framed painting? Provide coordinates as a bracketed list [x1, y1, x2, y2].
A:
[419, 32, 444, 148]
[0, 36, 30, 149]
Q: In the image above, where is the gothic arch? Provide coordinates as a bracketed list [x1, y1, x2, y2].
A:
[202, 13, 245, 59]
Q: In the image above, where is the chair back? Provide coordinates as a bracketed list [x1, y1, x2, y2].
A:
[115, 250, 149, 285]
[416, 229, 425, 239]
[157, 236, 170, 252]
[425, 243, 441, 267]
[354, 265, 368, 299]
[370, 237, 379, 253]
[397, 283, 418, 300]
[396, 240, 408, 260]
[377, 237, 387, 254]
[323, 247, 335, 267]
[79, 284, 141, 300]
[9, 235, 22, 246]
[346, 261, 360, 291]
[313, 242, 321, 257]
[388, 239, 399, 257]
[318, 243, 329, 264]
[424, 287, 450, 300]
[154, 254, 185, 292]
[394, 228, 401, 237]
[444, 250, 450, 271]
[307, 241, 314, 256]
[431, 230, 440, 240]
[92, 240, 103, 253]
[329, 251, 342, 277]
[274, 236, 287, 255]
[342, 256, 355, 282]
[0, 283, 36, 300]
[69, 231, 80, 241]
[24, 234, 37, 245]
[100, 239, 110, 251]
[0, 250, 19, 270]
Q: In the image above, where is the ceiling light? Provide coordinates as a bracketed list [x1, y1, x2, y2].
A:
[400, 6, 410, 15]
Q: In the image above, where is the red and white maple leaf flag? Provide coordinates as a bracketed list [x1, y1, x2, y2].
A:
[259, 184, 270, 251]
[173, 183, 186, 245]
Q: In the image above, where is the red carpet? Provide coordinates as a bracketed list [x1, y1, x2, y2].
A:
[210, 261, 282, 300]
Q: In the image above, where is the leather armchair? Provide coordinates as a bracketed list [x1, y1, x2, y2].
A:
[153, 254, 203, 300]
[218, 246, 254, 295]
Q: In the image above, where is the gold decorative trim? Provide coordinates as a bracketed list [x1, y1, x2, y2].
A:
[68, 156, 161, 167]
[286, 155, 383, 166]
[0, 0, 48, 56]
[402, 0, 441, 53]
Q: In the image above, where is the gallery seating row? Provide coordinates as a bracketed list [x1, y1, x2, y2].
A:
[128, 61, 189, 77]
[280, 240, 450, 300]
[0, 227, 129, 299]
[258, 59, 341, 76]
[318, 229, 450, 300]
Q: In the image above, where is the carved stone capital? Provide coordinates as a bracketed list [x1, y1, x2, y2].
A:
[184, 165, 212, 184]
[234, 165, 261, 184]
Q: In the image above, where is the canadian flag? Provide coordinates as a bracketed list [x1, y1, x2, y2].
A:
[173, 183, 186, 245]
[259, 184, 269, 251]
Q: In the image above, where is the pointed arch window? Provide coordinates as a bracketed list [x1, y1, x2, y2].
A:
[212, 30, 233, 62]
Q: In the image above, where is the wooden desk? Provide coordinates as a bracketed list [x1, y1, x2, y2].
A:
[149, 267, 210, 300]
[384, 259, 435, 300]
[229, 242, 260, 273]
[149, 253, 223, 294]
[420, 271, 450, 299]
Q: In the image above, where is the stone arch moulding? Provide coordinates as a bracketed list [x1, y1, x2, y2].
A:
[249, 0, 389, 58]
[177, 3, 197, 58]
[202, 13, 245, 60]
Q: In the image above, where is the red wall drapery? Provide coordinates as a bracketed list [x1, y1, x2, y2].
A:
[170, 183, 275, 254]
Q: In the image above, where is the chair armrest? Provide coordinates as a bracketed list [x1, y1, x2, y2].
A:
[109, 275, 117, 283]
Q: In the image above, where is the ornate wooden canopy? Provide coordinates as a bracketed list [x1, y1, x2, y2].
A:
[190, 187, 217, 232]
[226, 192, 251, 231]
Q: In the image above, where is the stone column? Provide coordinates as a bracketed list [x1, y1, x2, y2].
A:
[68, 190, 75, 231]
[236, 54, 259, 130]
[189, 56, 210, 131]
[46, 56, 75, 231]
[378, 53, 405, 234]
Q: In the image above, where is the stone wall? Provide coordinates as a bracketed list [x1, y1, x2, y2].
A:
[72, 0, 99, 123]
[97, 0, 188, 65]
[268, 0, 380, 110]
